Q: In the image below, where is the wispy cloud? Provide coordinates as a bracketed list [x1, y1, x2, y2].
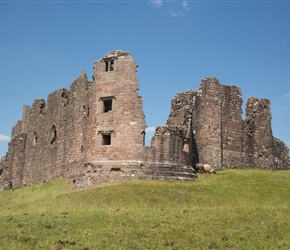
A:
[0, 134, 10, 141]
[151, 0, 163, 8]
[285, 93, 290, 99]
[272, 107, 287, 112]
[182, 0, 189, 10]
[151, 0, 190, 17]
[146, 126, 156, 133]
[169, 9, 185, 18]
[168, 0, 190, 18]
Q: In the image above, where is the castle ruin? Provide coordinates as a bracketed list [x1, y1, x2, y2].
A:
[0, 50, 289, 190]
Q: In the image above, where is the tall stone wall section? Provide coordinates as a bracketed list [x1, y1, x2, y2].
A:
[166, 76, 290, 170]
[1, 72, 92, 188]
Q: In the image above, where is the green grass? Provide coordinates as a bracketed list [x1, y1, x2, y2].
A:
[0, 169, 290, 249]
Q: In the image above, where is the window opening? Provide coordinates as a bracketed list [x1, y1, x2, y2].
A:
[111, 167, 122, 172]
[102, 134, 111, 145]
[61, 89, 69, 107]
[141, 131, 146, 146]
[33, 132, 38, 148]
[183, 139, 189, 153]
[83, 105, 90, 117]
[103, 99, 112, 112]
[50, 125, 57, 144]
[110, 60, 114, 71]
[105, 59, 114, 72]
[39, 102, 46, 114]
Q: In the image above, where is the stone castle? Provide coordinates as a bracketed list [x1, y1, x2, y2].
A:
[0, 50, 289, 190]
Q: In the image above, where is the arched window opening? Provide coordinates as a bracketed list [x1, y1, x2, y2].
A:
[33, 131, 38, 148]
[141, 130, 146, 146]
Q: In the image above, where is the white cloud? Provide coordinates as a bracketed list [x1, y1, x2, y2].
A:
[151, 0, 163, 8]
[0, 134, 10, 141]
[169, 9, 185, 18]
[146, 126, 156, 133]
[151, 0, 190, 17]
[285, 93, 290, 99]
[168, 0, 190, 18]
[182, 0, 189, 10]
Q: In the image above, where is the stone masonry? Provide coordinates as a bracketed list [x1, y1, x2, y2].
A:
[0, 51, 195, 190]
[0, 51, 289, 191]
[167, 76, 290, 170]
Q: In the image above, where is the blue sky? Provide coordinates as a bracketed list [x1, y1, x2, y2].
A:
[0, 0, 290, 157]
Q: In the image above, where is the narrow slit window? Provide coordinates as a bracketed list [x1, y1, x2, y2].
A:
[33, 132, 38, 148]
[50, 125, 57, 144]
[110, 60, 114, 71]
[141, 131, 146, 146]
[105, 61, 109, 72]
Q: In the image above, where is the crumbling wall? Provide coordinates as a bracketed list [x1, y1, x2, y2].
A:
[3, 51, 288, 191]
[0, 50, 196, 191]
[166, 76, 290, 169]
[272, 137, 290, 169]
[148, 126, 188, 164]
[0, 133, 27, 189]
[0, 72, 93, 188]
[165, 90, 199, 165]
[243, 97, 273, 168]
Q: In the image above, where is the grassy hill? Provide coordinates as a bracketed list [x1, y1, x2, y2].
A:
[0, 169, 290, 249]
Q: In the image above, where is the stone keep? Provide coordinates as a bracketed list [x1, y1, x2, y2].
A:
[0, 51, 289, 191]
[0, 51, 196, 190]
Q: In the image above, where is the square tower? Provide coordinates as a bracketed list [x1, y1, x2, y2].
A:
[86, 51, 146, 162]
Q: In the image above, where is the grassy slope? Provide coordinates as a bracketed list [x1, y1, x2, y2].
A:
[0, 169, 290, 250]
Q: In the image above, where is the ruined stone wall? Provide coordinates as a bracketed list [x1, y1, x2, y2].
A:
[9, 73, 92, 186]
[272, 137, 290, 169]
[5, 133, 26, 188]
[194, 78, 223, 168]
[0, 50, 196, 191]
[216, 82, 245, 168]
[2, 51, 288, 191]
[148, 126, 188, 165]
[166, 76, 290, 170]
[243, 97, 274, 168]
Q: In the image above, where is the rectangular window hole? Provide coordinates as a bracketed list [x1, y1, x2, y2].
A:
[110, 60, 114, 71]
[103, 99, 112, 112]
[102, 134, 111, 145]
[104, 59, 114, 72]
[111, 167, 122, 172]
